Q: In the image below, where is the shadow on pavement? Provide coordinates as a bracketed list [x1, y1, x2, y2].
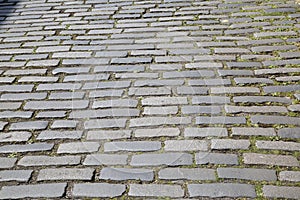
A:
[0, 0, 18, 26]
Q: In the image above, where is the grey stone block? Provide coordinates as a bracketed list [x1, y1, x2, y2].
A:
[263, 185, 300, 199]
[217, 168, 277, 181]
[0, 170, 33, 182]
[188, 183, 256, 198]
[2, 130, 30, 142]
[159, 168, 216, 180]
[18, 156, 81, 166]
[196, 152, 238, 165]
[184, 128, 228, 137]
[0, 183, 67, 199]
[129, 184, 184, 197]
[134, 128, 180, 138]
[37, 168, 94, 181]
[100, 168, 154, 181]
[0, 157, 17, 169]
[243, 153, 299, 167]
[57, 142, 100, 154]
[164, 140, 208, 151]
[83, 154, 128, 165]
[0, 143, 53, 153]
[72, 183, 125, 198]
[104, 141, 161, 152]
[131, 153, 193, 166]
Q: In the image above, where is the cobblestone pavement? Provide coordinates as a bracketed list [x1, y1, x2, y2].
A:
[0, 0, 300, 199]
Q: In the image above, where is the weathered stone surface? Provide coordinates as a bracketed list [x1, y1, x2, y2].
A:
[100, 168, 154, 181]
[37, 168, 94, 181]
[0, 183, 67, 199]
[131, 153, 193, 166]
[73, 183, 125, 198]
[18, 156, 81, 166]
[159, 168, 216, 180]
[188, 183, 256, 198]
[129, 184, 184, 197]
[263, 185, 300, 199]
[217, 168, 277, 181]
[243, 153, 299, 166]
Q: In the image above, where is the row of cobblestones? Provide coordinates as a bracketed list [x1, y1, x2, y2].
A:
[0, 0, 300, 199]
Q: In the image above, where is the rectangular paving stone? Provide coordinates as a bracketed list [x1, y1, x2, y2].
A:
[182, 106, 221, 114]
[243, 153, 299, 166]
[164, 140, 208, 151]
[217, 168, 277, 181]
[131, 153, 193, 166]
[72, 183, 126, 198]
[251, 115, 300, 126]
[233, 96, 291, 104]
[196, 116, 246, 125]
[225, 105, 288, 113]
[0, 85, 34, 92]
[37, 83, 81, 91]
[93, 99, 137, 108]
[70, 109, 139, 119]
[143, 106, 178, 115]
[57, 142, 100, 154]
[9, 121, 48, 130]
[129, 184, 184, 198]
[184, 128, 228, 137]
[263, 85, 300, 93]
[129, 87, 171, 96]
[141, 97, 187, 105]
[24, 100, 89, 110]
[37, 131, 83, 140]
[0, 143, 54, 153]
[159, 168, 216, 180]
[0, 111, 33, 119]
[100, 168, 154, 181]
[0, 131, 31, 142]
[89, 90, 123, 98]
[278, 128, 300, 139]
[211, 139, 250, 150]
[36, 111, 67, 118]
[263, 185, 300, 199]
[104, 141, 161, 152]
[87, 130, 131, 140]
[196, 152, 238, 165]
[211, 87, 260, 94]
[83, 154, 128, 165]
[0, 183, 67, 199]
[256, 140, 300, 151]
[0, 157, 17, 169]
[130, 117, 191, 127]
[37, 168, 94, 181]
[0, 170, 33, 182]
[1, 93, 47, 100]
[279, 171, 300, 182]
[134, 128, 180, 138]
[134, 79, 184, 86]
[192, 96, 230, 104]
[18, 156, 81, 166]
[188, 183, 256, 198]
[232, 128, 276, 136]
[177, 86, 208, 95]
[84, 119, 127, 129]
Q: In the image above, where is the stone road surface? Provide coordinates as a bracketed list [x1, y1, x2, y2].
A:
[0, 0, 300, 199]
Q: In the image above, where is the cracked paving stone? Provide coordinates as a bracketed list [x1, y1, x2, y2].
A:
[57, 142, 100, 154]
[159, 168, 216, 181]
[0, 131, 32, 142]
